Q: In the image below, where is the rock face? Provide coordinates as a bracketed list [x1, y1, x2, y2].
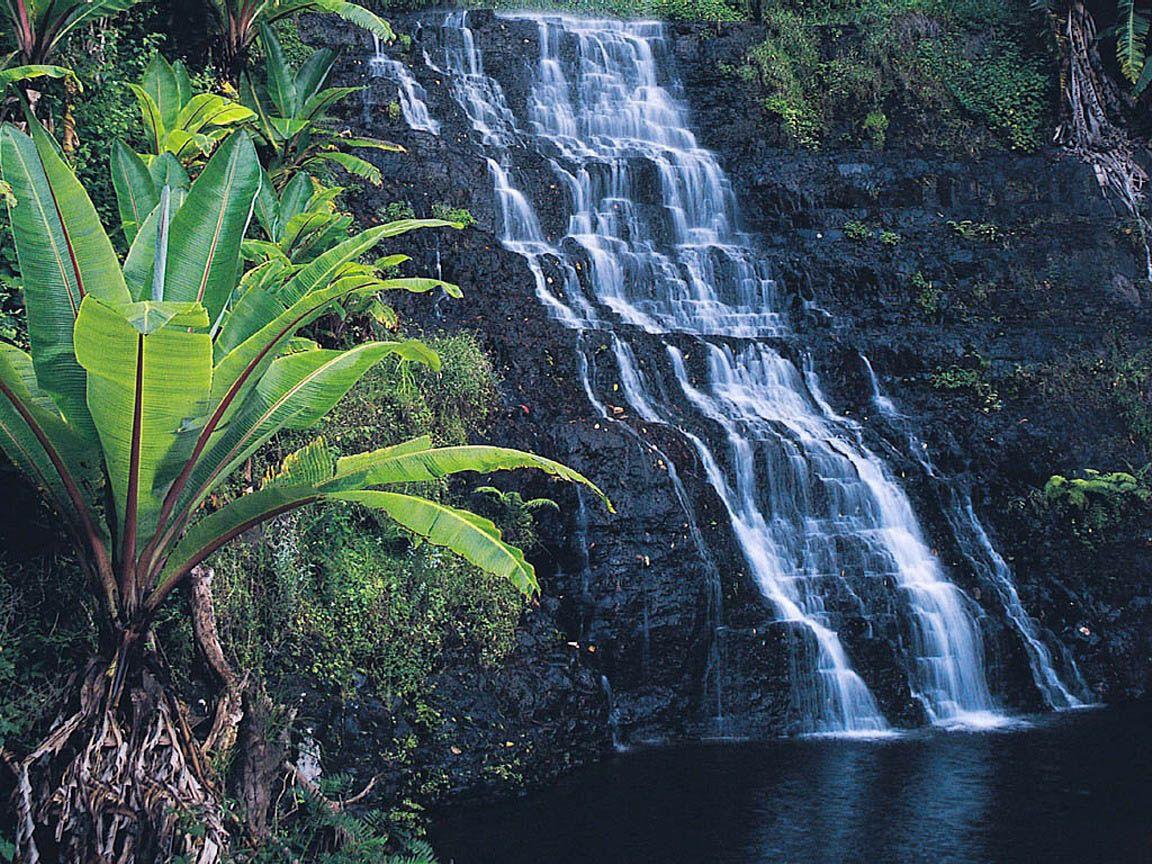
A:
[302, 9, 1151, 797]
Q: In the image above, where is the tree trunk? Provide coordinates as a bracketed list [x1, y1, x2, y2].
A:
[60, 77, 80, 157]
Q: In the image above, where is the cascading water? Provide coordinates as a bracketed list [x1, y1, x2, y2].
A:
[862, 357, 1091, 710]
[384, 11, 1074, 732]
[369, 35, 441, 134]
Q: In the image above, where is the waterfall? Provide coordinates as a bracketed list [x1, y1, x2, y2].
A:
[386, 11, 1072, 733]
[369, 35, 441, 134]
[862, 357, 1091, 710]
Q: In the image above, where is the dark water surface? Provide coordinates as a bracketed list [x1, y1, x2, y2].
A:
[432, 703, 1152, 864]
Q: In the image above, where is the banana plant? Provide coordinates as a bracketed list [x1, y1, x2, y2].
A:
[0, 120, 607, 858]
[249, 170, 354, 263]
[3, 0, 141, 65]
[211, 0, 394, 79]
[2, 118, 606, 632]
[244, 22, 400, 189]
[244, 170, 452, 335]
[129, 52, 256, 165]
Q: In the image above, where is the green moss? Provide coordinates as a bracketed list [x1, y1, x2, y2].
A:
[733, 0, 1053, 152]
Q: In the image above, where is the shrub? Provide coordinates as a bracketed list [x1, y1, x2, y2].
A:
[1042, 468, 1152, 548]
[948, 219, 1005, 242]
[863, 109, 889, 148]
[384, 200, 417, 221]
[843, 219, 872, 241]
[732, 0, 1053, 152]
[931, 357, 1002, 412]
[431, 203, 477, 228]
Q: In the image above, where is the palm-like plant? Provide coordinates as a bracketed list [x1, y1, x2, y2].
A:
[245, 22, 399, 188]
[3, 0, 141, 65]
[210, 0, 394, 79]
[249, 170, 353, 263]
[0, 121, 605, 860]
[128, 52, 255, 165]
[245, 171, 451, 336]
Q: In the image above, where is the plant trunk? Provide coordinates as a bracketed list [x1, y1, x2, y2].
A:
[11, 568, 247, 862]
[12, 633, 229, 862]
[1055, 1, 1151, 276]
[60, 77, 79, 157]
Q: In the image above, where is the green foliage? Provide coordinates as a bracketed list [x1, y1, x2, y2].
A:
[191, 332, 518, 693]
[733, 0, 1052, 152]
[916, 32, 1049, 151]
[129, 52, 254, 163]
[1, 0, 144, 65]
[315, 334, 499, 449]
[49, 11, 166, 235]
[469, 486, 558, 550]
[243, 23, 401, 188]
[843, 218, 872, 241]
[1042, 466, 1152, 547]
[0, 120, 602, 637]
[0, 552, 97, 752]
[879, 228, 902, 246]
[1115, 0, 1152, 92]
[911, 271, 944, 320]
[1110, 348, 1152, 450]
[948, 219, 1005, 242]
[738, 7, 826, 147]
[431, 203, 476, 228]
[863, 109, 889, 148]
[211, 507, 524, 696]
[383, 201, 416, 222]
[230, 770, 439, 862]
[0, 227, 25, 345]
[209, 0, 394, 78]
[470, 0, 743, 21]
[931, 356, 1002, 412]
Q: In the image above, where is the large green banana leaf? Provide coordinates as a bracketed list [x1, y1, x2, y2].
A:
[0, 122, 129, 436]
[111, 140, 159, 244]
[74, 297, 213, 541]
[162, 131, 261, 322]
[0, 344, 102, 520]
[172, 340, 437, 520]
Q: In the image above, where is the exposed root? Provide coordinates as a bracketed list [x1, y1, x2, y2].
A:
[13, 654, 229, 863]
[1055, 1, 1152, 278]
[11, 569, 250, 862]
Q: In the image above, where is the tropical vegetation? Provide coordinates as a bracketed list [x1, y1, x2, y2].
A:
[0, 57, 605, 864]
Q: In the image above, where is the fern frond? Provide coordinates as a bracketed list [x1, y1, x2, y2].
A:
[1118, 0, 1151, 83]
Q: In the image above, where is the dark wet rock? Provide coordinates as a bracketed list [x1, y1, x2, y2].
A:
[300, 9, 1152, 802]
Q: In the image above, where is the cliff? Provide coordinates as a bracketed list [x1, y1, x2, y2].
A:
[299, 7, 1152, 803]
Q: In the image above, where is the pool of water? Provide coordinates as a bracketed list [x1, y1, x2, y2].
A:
[432, 703, 1152, 864]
